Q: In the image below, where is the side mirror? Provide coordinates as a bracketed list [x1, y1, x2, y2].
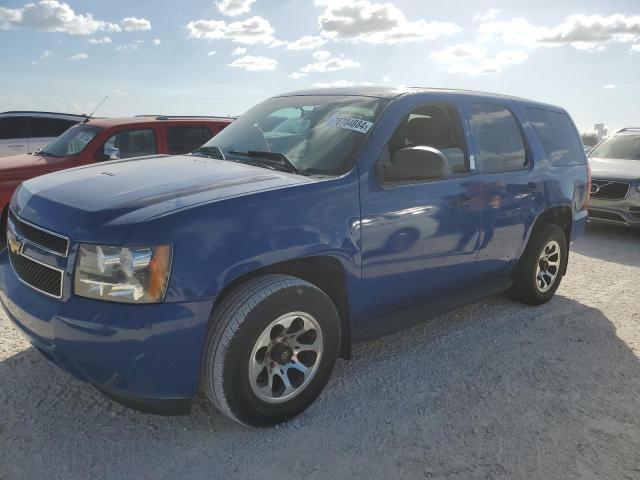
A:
[389, 146, 447, 180]
[104, 146, 120, 161]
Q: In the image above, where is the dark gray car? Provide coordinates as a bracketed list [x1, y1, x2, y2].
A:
[588, 128, 640, 227]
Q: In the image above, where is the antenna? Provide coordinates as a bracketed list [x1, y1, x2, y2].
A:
[84, 95, 109, 122]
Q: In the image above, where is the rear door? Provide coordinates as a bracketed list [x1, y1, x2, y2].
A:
[27, 117, 78, 153]
[459, 97, 544, 276]
[165, 124, 214, 155]
[0, 117, 28, 157]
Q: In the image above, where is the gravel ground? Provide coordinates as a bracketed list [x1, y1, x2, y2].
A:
[1, 222, 640, 480]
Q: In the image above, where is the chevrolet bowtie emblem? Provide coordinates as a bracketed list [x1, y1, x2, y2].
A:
[7, 234, 23, 255]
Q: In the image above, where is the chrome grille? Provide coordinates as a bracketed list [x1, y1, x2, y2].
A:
[6, 211, 67, 299]
[590, 180, 630, 200]
[8, 248, 64, 298]
[8, 209, 69, 257]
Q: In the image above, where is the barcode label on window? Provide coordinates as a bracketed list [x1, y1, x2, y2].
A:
[326, 117, 374, 134]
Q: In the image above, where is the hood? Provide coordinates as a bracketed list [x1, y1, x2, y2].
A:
[589, 156, 640, 181]
[0, 153, 73, 179]
[12, 154, 313, 242]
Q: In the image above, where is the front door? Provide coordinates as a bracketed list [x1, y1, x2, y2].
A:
[359, 99, 482, 324]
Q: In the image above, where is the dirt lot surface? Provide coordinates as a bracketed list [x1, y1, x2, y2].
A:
[1, 223, 640, 480]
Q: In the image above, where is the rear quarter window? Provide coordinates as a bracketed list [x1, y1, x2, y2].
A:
[526, 108, 586, 166]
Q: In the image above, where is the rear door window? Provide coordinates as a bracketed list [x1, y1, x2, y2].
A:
[102, 129, 157, 160]
[468, 103, 528, 173]
[28, 117, 79, 138]
[526, 108, 586, 165]
[0, 117, 27, 139]
[166, 125, 213, 154]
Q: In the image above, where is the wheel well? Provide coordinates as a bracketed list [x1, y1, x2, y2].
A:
[213, 256, 352, 360]
[530, 206, 572, 274]
[534, 206, 572, 243]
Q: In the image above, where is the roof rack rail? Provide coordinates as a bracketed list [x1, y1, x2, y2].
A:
[154, 115, 232, 120]
[1, 110, 88, 117]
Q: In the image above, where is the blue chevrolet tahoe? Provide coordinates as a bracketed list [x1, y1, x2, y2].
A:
[0, 88, 590, 426]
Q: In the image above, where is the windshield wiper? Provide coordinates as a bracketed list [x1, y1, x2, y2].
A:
[228, 150, 300, 175]
[191, 145, 225, 160]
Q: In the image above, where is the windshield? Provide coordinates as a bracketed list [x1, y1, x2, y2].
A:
[41, 124, 103, 157]
[590, 132, 640, 160]
[199, 95, 388, 175]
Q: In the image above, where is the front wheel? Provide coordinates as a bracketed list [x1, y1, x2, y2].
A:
[509, 223, 568, 306]
[201, 274, 341, 427]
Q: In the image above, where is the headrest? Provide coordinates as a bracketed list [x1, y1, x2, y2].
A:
[406, 117, 432, 144]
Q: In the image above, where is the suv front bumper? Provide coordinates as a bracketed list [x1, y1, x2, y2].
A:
[0, 248, 213, 414]
[588, 187, 640, 227]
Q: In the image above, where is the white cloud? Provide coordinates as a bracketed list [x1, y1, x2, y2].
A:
[290, 53, 360, 79]
[115, 43, 140, 51]
[382, 75, 390, 82]
[430, 43, 487, 63]
[216, 0, 256, 17]
[41, 49, 52, 58]
[231, 47, 247, 55]
[312, 80, 374, 88]
[478, 14, 640, 51]
[0, 1, 120, 34]
[0, 6, 22, 30]
[89, 36, 111, 44]
[431, 44, 528, 75]
[268, 39, 288, 48]
[300, 54, 360, 74]
[473, 9, 500, 24]
[631, 44, 640, 53]
[603, 84, 616, 89]
[186, 16, 275, 45]
[286, 35, 327, 50]
[68, 52, 88, 60]
[312, 50, 331, 61]
[228, 54, 277, 71]
[152, 38, 161, 45]
[121, 17, 151, 32]
[208, 50, 217, 56]
[315, 0, 461, 44]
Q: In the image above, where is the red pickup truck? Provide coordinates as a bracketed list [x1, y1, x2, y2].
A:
[0, 115, 232, 238]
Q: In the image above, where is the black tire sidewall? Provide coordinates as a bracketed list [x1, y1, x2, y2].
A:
[222, 283, 340, 426]
[525, 225, 567, 303]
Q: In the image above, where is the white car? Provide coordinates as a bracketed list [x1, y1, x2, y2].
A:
[0, 111, 87, 157]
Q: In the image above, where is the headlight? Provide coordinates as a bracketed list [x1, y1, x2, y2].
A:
[75, 244, 172, 303]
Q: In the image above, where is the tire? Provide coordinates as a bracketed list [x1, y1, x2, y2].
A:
[509, 223, 568, 306]
[201, 274, 341, 427]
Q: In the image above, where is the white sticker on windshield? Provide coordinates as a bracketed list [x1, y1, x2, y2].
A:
[326, 116, 374, 134]
[76, 131, 94, 145]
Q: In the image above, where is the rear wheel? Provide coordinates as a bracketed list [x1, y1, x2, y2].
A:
[509, 223, 567, 305]
[201, 274, 341, 427]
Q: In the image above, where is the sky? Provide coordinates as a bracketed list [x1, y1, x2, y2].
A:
[1, 0, 640, 133]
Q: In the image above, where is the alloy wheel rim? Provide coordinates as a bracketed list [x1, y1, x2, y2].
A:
[248, 312, 323, 404]
[535, 240, 561, 293]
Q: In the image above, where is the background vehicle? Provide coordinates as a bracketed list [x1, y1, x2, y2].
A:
[0, 88, 590, 427]
[0, 111, 86, 157]
[0, 115, 233, 242]
[588, 128, 640, 228]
